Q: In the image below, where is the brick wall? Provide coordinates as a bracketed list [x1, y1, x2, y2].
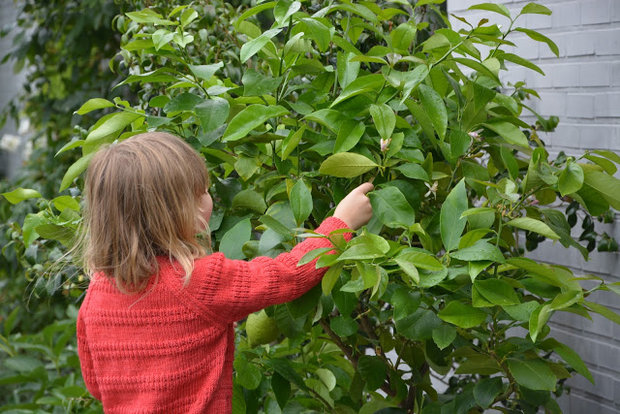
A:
[448, 1, 620, 412]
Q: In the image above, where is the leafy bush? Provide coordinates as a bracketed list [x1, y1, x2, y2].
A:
[3, 1, 620, 413]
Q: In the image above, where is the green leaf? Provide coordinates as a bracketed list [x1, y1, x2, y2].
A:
[290, 179, 313, 225]
[391, 288, 421, 321]
[3, 307, 20, 336]
[469, 3, 511, 18]
[558, 161, 584, 196]
[259, 214, 292, 237]
[223, 104, 288, 142]
[370, 103, 395, 141]
[474, 377, 504, 408]
[52, 196, 80, 212]
[358, 355, 387, 390]
[432, 325, 456, 350]
[337, 52, 360, 90]
[418, 84, 447, 140]
[274, 0, 301, 26]
[115, 68, 178, 87]
[4, 356, 43, 373]
[390, 21, 417, 51]
[240, 28, 281, 63]
[474, 279, 520, 306]
[395, 250, 443, 271]
[188, 62, 223, 82]
[126, 9, 176, 25]
[298, 247, 332, 266]
[368, 187, 415, 228]
[316, 368, 337, 392]
[460, 207, 496, 219]
[220, 218, 252, 260]
[303, 109, 344, 133]
[502, 301, 539, 322]
[401, 65, 429, 103]
[75, 98, 114, 115]
[242, 68, 282, 97]
[335, 120, 365, 153]
[331, 74, 384, 107]
[300, 18, 331, 52]
[455, 355, 501, 375]
[271, 372, 291, 409]
[452, 58, 500, 84]
[180, 8, 198, 26]
[585, 154, 617, 175]
[60, 153, 95, 191]
[440, 179, 468, 252]
[507, 359, 556, 391]
[395, 163, 429, 181]
[438, 301, 487, 329]
[195, 97, 230, 133]
[507, 217, 560, 240]
[330, 316, 358, 337]
[549, 290, 582, 311]
[338, 233, 390, 261]
[319, 152, 378, 178]
[584, 301, 620, 324]
[552, 342, 594, 384]
[451, 240, 505, 263]
[592, 150, 620, 164]
[281, 126, 305, 160]
[482, 121, 529, 148]
[582, 169, 620, 210]
[152, 29, 174, 50]
[322, 262, 344, 295]
[529, 304, 551, 342]
[395, 308, 442, 340]
[35, 223, 74, 246]
[501, 52, 545, 75]
[2, 188, 41, 204]
[515, 27, 559, 57]
[394, 257, 420, 284]
[232, 189, 267, 214]
[235, 357, 262, 390]
[85, 111, 143, 143]
[520, 3, 552, 15]
[164, 92, 204, 113]
[235, 2, 277, 29]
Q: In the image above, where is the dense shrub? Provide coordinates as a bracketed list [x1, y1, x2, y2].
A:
[2, 1, 620, 413]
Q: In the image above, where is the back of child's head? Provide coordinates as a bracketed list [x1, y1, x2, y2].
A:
[82, 131, 209, 293]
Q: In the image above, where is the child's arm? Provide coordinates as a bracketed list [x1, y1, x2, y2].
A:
[192, 183, 373, 323]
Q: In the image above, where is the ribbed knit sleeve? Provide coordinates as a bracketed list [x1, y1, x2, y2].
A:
[193, 216, 352, 323]
[77, 307, 101, 401]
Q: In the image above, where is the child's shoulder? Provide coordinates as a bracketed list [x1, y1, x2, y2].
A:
[194, 251, 226, 268]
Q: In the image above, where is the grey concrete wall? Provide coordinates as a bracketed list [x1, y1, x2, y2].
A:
[448, 1, 620, 412]
[0, 0, 27, 179]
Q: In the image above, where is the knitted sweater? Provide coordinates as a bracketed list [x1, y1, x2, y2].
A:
[77, 217, 350, 413]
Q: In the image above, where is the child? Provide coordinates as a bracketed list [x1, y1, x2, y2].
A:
[77, 132, 374, 413]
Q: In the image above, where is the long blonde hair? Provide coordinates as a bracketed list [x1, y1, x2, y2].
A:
[82, 132, 209, 293]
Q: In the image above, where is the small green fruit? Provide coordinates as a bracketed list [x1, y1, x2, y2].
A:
[245, 310, 280, 347]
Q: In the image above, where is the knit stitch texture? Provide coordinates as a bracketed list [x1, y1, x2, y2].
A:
[77, 217, 351, 413]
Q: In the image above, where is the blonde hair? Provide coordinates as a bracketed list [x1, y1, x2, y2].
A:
[82, 132, 209, 293]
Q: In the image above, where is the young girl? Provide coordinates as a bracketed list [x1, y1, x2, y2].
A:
[77, 132, 374, 413]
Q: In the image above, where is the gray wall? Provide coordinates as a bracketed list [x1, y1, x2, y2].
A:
[448, 1, 620, 412]
[0, 0, 27, 179]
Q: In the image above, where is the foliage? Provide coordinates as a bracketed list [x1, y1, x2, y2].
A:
[3, 0, 620, 413]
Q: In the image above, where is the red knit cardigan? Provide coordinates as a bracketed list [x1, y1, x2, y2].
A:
[77, 217, 350, 413]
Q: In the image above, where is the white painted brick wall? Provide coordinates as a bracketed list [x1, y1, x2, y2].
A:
[450, 1, 620, 412]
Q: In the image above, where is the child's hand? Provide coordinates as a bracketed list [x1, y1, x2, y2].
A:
[334, 182, 374, 230]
